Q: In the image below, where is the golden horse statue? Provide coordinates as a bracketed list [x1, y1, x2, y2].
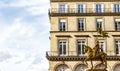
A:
[84, 45, 107, 70]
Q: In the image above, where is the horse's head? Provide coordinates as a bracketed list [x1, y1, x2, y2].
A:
[84, 45, 92, 53]
[84, 45, 88, 53]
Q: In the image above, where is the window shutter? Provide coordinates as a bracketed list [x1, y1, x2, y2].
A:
[76, 4, 78, 13]
[93, 4, 95, 13]
[119, 4, 120, 12]
[65, 4, 68, 13]
[83, 4, 86, 13]
[111, 4, 114, 12]
[101, 4, 104, 12]
[103, 42, 105, 52]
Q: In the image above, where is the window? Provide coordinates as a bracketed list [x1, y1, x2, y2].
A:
[95, 64, 106, 69]
[114, 4, 120, 12]
[95, 4, 103, 13]
[58, 4, 68, 13]
[96, 19, 103, 30]
[77, 4, 86, 13]
[99, 40, 105, 52]
[77, 40, 86, 55]
[115, 19, 120, 31]
[78, 19, 84, 31]
[56, 64, 69, 71]
[115, 40, 120, 55]
[114, 64, 120, 71]
[59, 19, 66, 31]
[58, 40, 67, 55]
[75, 64, 87, 71]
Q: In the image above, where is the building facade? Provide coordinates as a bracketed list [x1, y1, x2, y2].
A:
[46, 0, 120, 71]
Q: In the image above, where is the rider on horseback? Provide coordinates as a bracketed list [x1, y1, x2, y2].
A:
[93, 40, 100, 58]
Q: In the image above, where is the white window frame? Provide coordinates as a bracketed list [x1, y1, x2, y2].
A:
[115, 19, 120, 31]
[58, 40, 67, 56]
[59, 19, 66, 31]
[115, 40, 120, 55]
[77, 40, 86, 56]
[76, 4, 86, 13]
[78, 19, 85, 31]
[58, 4, 68, 13]
[96, 19, 103, 30]
[99, 40, 106, 53]
[113, 4, 120, 12]
[94, 4, 104, 13]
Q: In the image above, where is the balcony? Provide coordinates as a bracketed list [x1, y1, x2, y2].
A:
[46, 51, 120, 61]
[49, 8, 120, 16]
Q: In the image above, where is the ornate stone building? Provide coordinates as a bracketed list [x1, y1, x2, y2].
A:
[46, 0, 120, 71]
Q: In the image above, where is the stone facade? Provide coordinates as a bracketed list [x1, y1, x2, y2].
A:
[46, 0, 120, 71]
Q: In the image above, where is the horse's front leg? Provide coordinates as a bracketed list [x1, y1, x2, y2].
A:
[84, 58, 88, 67]
[90, 59, 93, 70]
[104, 58, 107, 70]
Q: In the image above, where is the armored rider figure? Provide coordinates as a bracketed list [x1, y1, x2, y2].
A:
[93, 40, 100, 58]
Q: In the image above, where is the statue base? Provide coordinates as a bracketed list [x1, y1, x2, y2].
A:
[85, 69, 107, 71]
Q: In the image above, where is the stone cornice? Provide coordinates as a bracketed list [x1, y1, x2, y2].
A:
[50, 31, 120, 33]
[74, 35, 90, 37]
[56, 35, 71, 37]
[49, 13, 120, 17]
[46, 55, 120, 61]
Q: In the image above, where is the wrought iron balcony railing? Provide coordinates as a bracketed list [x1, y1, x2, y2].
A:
[46, 51, 120, 61]
[46, 50, 119, 57]
[49, 8, 120, 15]
[46, 51, 86, 56]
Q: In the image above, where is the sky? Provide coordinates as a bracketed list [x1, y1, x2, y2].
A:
[0, 0, 50, 71]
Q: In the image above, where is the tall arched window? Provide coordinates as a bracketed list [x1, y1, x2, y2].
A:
[75, 64, 87, 71]
[95, 64, 105, 69]
[56, 64, 69, 71]
[114, 64, 120, 71]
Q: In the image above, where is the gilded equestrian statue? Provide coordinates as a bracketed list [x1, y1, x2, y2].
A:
[84, 40, 107, 70]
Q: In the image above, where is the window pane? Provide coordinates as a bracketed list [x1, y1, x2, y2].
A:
[99, 41, 105, 52]
[82, 45, 85, 54]
[115, 40, 120, 55]
[115, 21, 120, 31]
[114, 64, 120, 71]
[59, 45, 62, 54]
[58, 41, 67, 55]
[59, 5, 65, 13]
[63, 42, 66, 54]
[56, 65, 69, 71]
[114, 4, 120, 12]
[77, 40, 85, 55]
[78, 44, 81, 54]
[78, 4, 84, 13]
[59, 21, 66, 31]
[78, 19, 84, 31]
[75, 64, 87, 71]
[96, 19, 103, 30]
[96, 4, 102, 13]
[116, 44, 119, 54]
[60, 23, 63, 31]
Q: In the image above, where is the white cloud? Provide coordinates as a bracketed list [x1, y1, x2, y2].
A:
[0, 0, 50, 71]
[27, 5, 49, 15]
[0, 17, 49, 71]
[0, 0, 49, 8]
[0, 18, 36, 43]
[0, 51, 12, 62]
[0, 0, 50, 16]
